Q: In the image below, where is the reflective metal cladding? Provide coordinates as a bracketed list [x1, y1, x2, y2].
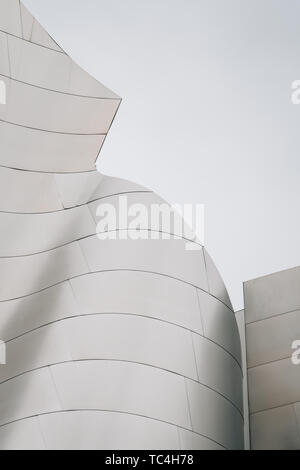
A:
[245, 267, 300, 450]
[0, 0, 243, 449]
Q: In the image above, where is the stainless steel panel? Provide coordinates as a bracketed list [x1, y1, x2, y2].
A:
[20, 3, 63, 52]
[248, 358, 300, 413]
[0, 368, 61, 426]
[0, 242, 88, 301]
[0, 31, 9, 76]
[198, 289, 241, 364]
[55, 171, 149, 208]
[29, 18, 63, 52]
[0, 206, 96, 256]
[0, 167, 63, 213]
[179, 429, 224, 450]
[88, 191, 198, 244]
[70, 271, 203, 334]
[69, 61, 120, 99]
[51, 361, 192, 429]
[246, 309, 300, 368]
[20, 3, 35, 41]
[0, 417, 46, 450]
[192, 333, 243, 411]
[203, 249, 232, 309]
[250, 405, 300, 450]
[39, 410, 180, 450]
[186, 379, 244, 449]
[235, 309, 250, 449]
[7, 35, 71, 92]
[79, 235, 208, 291]
[0, 323, 72, 383]
[0, 77, 119, 134]
[0, 0, 21, 36]
[244, 266, 300, 324]
[0, 282, 79, 341]
[293, 402, 300, 436]
[64, 314, 198, 380]
[0, 121, 103, 172]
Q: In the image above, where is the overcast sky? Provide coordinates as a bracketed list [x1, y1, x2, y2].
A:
[23, 0, 300, 310]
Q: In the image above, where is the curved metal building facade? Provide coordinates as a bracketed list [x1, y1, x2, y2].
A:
[0, 0, 243, 450]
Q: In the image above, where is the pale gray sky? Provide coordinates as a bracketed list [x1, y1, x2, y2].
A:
[23, 0, 300, 310]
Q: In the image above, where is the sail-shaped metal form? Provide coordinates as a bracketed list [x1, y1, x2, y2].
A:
[0, 0, 243, 450]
